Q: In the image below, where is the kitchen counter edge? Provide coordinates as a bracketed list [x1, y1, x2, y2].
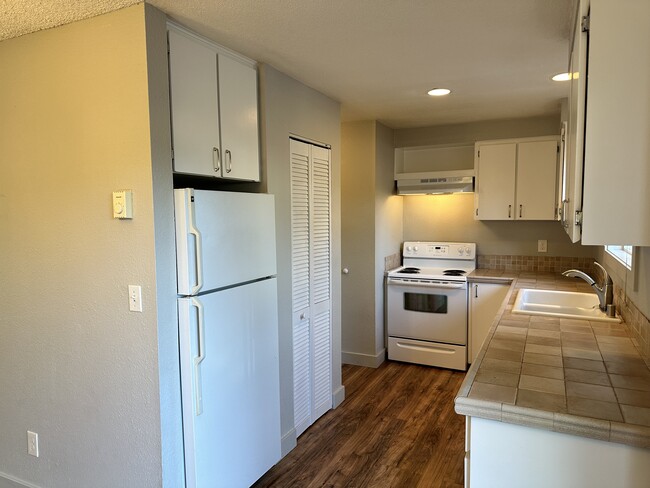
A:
[456, 271, 650, 449]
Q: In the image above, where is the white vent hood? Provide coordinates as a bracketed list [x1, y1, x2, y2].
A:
[394, 144, 475, 195]
[397, 173, 474, 195]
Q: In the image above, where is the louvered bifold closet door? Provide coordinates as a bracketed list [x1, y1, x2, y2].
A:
[290, 139, 332, 438]
[290, 139, 312, 437]
[310, 145, 332, 422]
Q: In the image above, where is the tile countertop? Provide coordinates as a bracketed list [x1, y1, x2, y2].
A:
[455, 270, 650, 449]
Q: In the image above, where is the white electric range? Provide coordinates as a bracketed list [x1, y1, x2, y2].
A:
[386, 241, 476, 370]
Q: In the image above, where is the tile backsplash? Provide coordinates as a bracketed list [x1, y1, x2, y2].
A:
[614, 286, 650, 364]
[384, 252, 401, 272]
[477, 255, 595, 274]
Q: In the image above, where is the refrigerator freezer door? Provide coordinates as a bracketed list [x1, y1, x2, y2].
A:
[175, 189, 277, 295]
[178, 278, 281, 488]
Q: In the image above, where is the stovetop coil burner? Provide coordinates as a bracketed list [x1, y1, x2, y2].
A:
[443, 269, 467, 277]
[399, 267, 421, 274]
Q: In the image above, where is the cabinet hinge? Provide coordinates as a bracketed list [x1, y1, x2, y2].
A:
[581, 15, 590, 32]
[475, 208, 479, 217]
[575, 209, 583, 227]
[171, 148, 174, 161]
[478, 150, 480, 158]
[557, 145, 560, 154]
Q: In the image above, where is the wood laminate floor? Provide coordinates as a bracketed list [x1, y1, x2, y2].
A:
[254, 361, 466, 488]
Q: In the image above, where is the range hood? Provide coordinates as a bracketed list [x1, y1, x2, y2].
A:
[397, 173, 474, 195]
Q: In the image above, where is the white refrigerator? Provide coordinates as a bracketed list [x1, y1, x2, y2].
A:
[174, 188, 281, 488]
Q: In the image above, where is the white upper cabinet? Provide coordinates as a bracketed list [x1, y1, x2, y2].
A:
[475, 138, 559, 221]
[562, 0, 589, 243]
[168, 26, 260, 182]
[475, 143, 516, 220]
[581, 0, 650, 245]
[565, 0, 650, 246]
[517, 140, 560, 220]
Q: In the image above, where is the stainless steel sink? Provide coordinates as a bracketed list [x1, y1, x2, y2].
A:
[512, 288, 621, 323]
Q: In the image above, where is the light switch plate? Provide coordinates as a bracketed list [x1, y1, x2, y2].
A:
[128, 285, 142, 312]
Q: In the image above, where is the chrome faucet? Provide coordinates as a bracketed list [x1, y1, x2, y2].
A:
[562, 261, 613, 311]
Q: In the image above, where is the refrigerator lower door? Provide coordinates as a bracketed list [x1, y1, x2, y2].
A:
[178, 278, 281, 488]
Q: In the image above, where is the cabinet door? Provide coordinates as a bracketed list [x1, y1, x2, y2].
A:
[469, 283, 509, 363]
[218, 54, 260, 181]
[516, 140, 558, 220]
[168, 30, 221, 177]
[582, 0, 650, 245]
[476, 143, 516, 220]
[563, 0, 589, 242]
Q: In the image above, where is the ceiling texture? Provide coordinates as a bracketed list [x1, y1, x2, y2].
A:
[1, 0, 575, 129]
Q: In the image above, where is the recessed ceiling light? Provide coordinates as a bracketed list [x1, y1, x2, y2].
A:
[427, 88, 451, 96]
[552, 72, 571, 81]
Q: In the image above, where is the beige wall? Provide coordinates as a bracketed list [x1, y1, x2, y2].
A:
[0, 5, 165, 486]
[396, 116, 597, 258]
[259, 64, 343, 456]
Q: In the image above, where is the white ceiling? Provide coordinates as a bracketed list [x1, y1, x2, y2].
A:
[1, 0, 575, 129]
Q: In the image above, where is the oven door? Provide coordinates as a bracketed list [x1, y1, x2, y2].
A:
[387, 278, 467, 345]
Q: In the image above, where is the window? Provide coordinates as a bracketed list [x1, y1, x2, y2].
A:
[605, 245, 633, 269]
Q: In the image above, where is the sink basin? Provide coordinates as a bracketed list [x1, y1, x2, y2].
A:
[512, 288, 621, 323]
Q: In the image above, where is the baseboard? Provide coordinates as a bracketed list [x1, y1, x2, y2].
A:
[280, 428, 297, 458]
[0, 471, 40, 488]
[341, 348, 386, 368]
[332, 384, 346, 409]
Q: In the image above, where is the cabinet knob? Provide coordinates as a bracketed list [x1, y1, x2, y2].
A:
[342, 268, 349, 274]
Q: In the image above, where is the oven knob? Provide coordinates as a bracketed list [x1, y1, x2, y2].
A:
[457, 248, 463, 255]
[413, 246, 419, 252]
[406, 246, 412, 252]
[465, 246, 471, 255]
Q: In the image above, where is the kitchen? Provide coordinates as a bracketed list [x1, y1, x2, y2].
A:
[1, 1, 649, 488]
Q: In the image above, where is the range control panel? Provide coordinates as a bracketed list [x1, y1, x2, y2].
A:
[403, 241, 476, 260]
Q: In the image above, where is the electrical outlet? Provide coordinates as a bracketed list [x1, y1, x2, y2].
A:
[538, 240, 548, 253]
[27, 431, 39, 457]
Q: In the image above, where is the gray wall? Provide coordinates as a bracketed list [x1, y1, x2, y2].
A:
[144, 5, 185, 488]
[0, 5, 164, 487]
[394, 115, 561, 147]
[259, 64, 343, 456]
[599, 247, 650, 319]
[396, 116, 597, 258]
[341, 121, 401, 367]
[341, 121, 378, 361]
[373, 122, 402, 353]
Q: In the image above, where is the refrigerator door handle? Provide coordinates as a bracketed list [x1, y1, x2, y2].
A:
[192, 297, 205, 416]
[188, 196, 204, 295]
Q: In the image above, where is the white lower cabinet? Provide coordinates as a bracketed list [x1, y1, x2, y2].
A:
[466, 416, 650, 488]
[468, 282, 509, 363]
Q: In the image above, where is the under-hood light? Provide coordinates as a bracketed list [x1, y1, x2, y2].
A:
[427, 88, 451, 96]
[552, 72, 571, 81]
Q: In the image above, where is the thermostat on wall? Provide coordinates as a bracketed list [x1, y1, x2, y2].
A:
[113, 190, 133, 219]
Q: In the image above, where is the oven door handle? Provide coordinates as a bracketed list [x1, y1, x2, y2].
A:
[387, 278, 466, 289]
